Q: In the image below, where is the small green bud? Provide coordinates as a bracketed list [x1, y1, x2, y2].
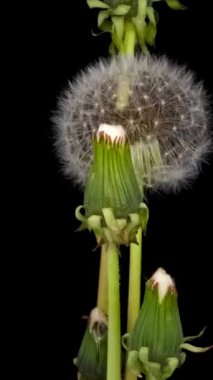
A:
[74, 307, 108, 380]
[130, 268, 183, 362]
[126, 268, 212, 380]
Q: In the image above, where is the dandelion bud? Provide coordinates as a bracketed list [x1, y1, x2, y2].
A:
[84, 124, 142, 218]
[74, 307, 108, 380]
[75, 123, 149, 245]
[126, 268, 212, 379]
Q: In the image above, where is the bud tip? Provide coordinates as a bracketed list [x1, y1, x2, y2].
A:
[150, 267, 175, 302]
[98, 123, 126, 142]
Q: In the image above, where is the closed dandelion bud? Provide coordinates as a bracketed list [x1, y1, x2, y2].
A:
[126, 268, 212, 380]
[74, 308, 108, 380]
[84, 124, 142, 217]
[54, 55, 211, 193]
[75, 124, 148, 245]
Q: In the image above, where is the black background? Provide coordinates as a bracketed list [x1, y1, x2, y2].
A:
[24, 1, 213, 379]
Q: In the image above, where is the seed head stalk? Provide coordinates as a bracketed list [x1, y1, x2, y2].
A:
[107, 242, 121, 380]
[127, 227, 142, 333]
[110, 11, 144, 380]
[125, 227, 143, 380]
[97, 244, 108, 314]
[114, 14, 144, 380]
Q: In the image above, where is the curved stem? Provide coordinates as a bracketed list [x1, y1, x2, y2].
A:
[97, 244, 108, 314]
[125, 227, 143, 380]
[107, 242, 121, 380]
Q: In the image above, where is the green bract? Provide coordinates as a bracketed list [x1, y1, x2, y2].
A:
[87, 0, 186, 54]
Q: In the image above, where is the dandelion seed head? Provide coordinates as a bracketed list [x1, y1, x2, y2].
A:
[53, 55, 211, 192]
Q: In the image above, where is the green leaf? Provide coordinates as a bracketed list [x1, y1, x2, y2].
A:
[131, 0, 149, 53]
[98, 9, 111, 27]
[104, 0, 132, 7]
[87, 0, 110, 9]
[139, 202, 149, 234]
[112, 15, 124, 47]
[132, 18, 147, 48]
[179, 352, 186, 366]
[183, 326, 207, 343]
[128, 0, 139, 17]
[127, 350, 143, 376]
[145, 6, 157, 46]
[112, 4, 131, 15]
[180, 342, 213, 353]
[137, 0, 147, 19]
[109, 42, 116, 54]
[161, 357, 179, 380]
[165, 0, 187, 10]
[75, 205, 86, 223]
[99, 19, 112, 32]
[146, 6, 156, 25]
[102, 208, 121, 232]
[138, 346, 149, 363]
[122, 333, 130, 350]
[145, 21, 157, 46]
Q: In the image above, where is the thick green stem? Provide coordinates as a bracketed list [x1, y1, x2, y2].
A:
[123, 20, 136, 55]
[97, 244, 108, 314]
[116, 76, 130, 110]
[107, 242, 121, 380]
[116, 21, 136, 109]
[127, 227, 142, 331]
[125, 227, 142, 380]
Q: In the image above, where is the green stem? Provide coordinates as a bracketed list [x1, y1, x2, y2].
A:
[97, 244, 108, 314]
[123, 20, 136, 55]
[127, 227, 142, 331]
[116, 20, 136, 109]
[116, 76, 130, 110]
[107, 242, 121, 380]
[125, 227, 142, 380]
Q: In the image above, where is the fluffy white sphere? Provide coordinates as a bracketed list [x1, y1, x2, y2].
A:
[53, 55, 211, 191]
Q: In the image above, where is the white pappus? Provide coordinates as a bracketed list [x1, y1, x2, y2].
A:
[53, 55, 211, 192]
